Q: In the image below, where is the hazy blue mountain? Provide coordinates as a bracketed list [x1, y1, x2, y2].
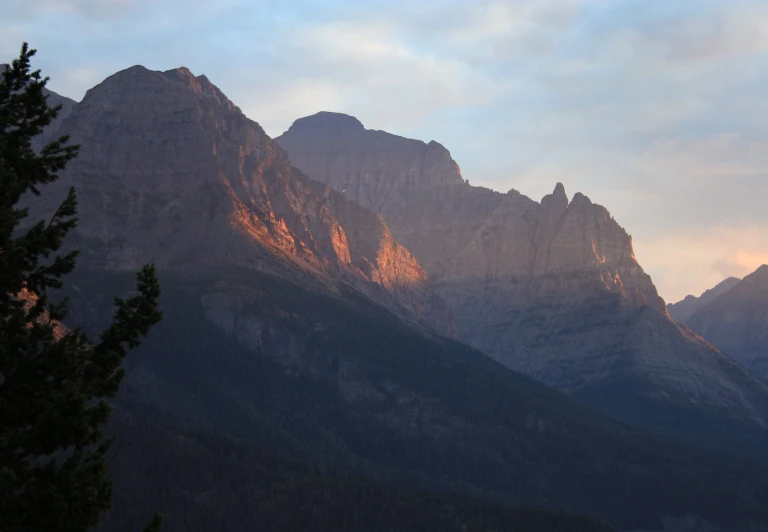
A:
[687, 266, 768, 380]
[668, 277, 742, 322]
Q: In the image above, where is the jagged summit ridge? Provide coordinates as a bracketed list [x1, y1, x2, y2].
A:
[88, 65, 243, 116]
[532, 184, 640, 281]
[288, 111, 365, 132]
[544, 182, 568, 213]
[278, 124, 644, 284]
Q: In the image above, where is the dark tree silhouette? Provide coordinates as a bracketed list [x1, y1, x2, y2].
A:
[0, 43, 163, 532]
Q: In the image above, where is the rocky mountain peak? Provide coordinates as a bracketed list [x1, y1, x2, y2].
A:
[727, 265, 768, 297]
[276, 113, 466, 210]
[26, 68, 455, 337]
[287, 111, 365, 134]
[540, 182, 569, 218]
[570, 191, 590, 205]
[84, 65, 242, 118]
[532, 185, 642, 286]
[552, 181, 568, 201]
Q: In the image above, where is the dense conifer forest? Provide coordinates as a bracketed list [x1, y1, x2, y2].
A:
[100, 410, 614, 532]
[59, 268, 768, 531]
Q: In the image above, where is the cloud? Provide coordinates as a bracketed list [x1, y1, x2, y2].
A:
[293, 22, 501, 128]
[217, 16, 505, 134]
[621, 0, 768, 62]
[439, 0, 586, 55]
[639, 134, 768, 179]
[239, 82, 345, 136]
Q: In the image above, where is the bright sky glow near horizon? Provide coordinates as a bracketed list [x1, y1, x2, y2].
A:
[4, 0, 768, 303]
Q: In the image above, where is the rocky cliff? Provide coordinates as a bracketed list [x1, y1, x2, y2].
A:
[276, 112, 768, 450]
[668, 277, 741, 323]
[26, 68, 454, 336]
[686, 266, 768, 379]
[277, 113, 663, 311]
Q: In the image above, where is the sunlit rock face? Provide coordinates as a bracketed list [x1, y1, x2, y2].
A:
[25, 68, 454, 337]
[277, 113, 768, 440]
[686, 266, 768, 380]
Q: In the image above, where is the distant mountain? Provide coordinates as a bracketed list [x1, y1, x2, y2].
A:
[31, 71, 768, 531]
[668, 277, 741, 322]
[36, 87, 77, 149]
[686, 265, 768, 380]
[276, 112, 768, 455]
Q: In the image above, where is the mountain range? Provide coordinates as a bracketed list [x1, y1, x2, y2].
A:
[276, 112, 768, 454]
[24, 64, 768, 531]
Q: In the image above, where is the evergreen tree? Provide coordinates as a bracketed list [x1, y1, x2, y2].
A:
[0, 43, 163, 532]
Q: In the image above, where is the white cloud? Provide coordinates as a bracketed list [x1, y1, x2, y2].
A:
[238, 19, 505, 134]
[239, 82, 344, 135]
[630, 3, 768, 62]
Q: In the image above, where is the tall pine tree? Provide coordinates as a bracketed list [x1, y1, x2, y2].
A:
[0, 43, 163, 532]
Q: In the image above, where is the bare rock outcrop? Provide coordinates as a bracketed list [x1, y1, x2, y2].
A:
[25, 68, 454, 337]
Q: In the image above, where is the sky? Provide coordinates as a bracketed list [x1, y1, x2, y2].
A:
[4, 0, 768, 302]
